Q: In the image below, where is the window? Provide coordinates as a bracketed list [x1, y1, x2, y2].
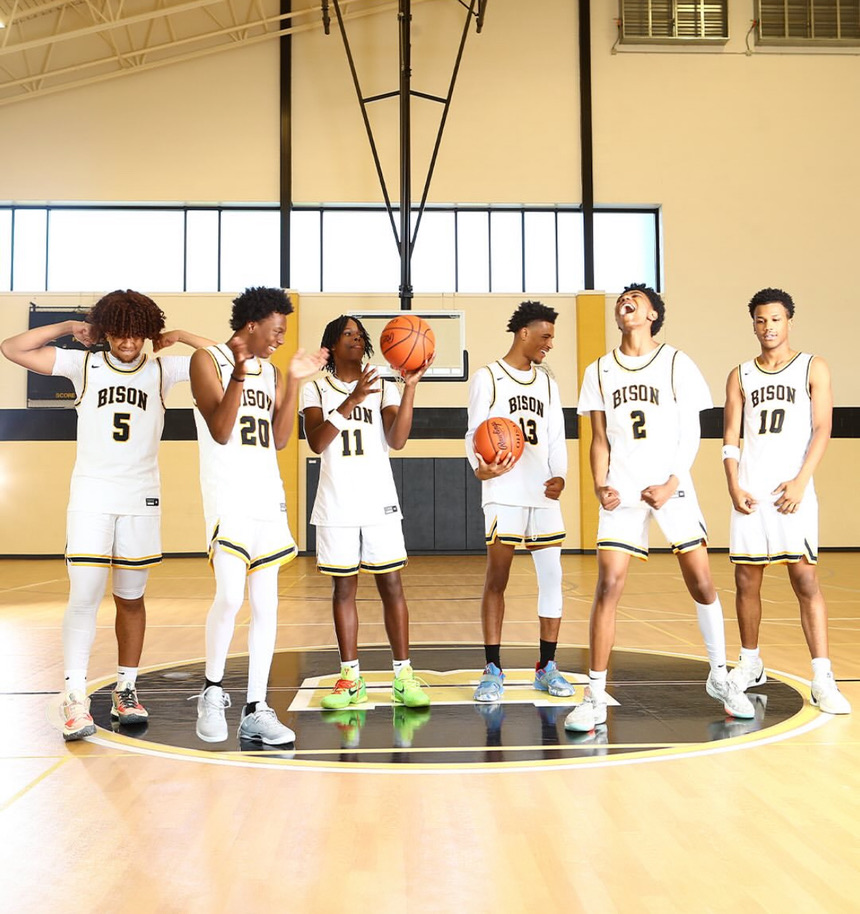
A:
[620, 0, 729, 43]
[757, 0, 860, 43]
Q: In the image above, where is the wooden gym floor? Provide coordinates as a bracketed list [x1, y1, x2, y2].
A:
[1, 552, 858, 913]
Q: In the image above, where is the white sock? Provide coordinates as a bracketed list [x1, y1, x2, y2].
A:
[811, 657, 832, 680]
[64, 669, 87, 693]
[588, 669, 607, 697]
[117, 667, 138, 688]
[740, 646, 760, 664]
[342, 659, 360, 675]
[694, 599, 727, 672]
[393, 658, 410, 676]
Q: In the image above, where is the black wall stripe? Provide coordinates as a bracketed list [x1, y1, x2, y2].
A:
[3, 406, 860, 441]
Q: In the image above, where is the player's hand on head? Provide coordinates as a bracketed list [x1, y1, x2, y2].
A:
[289, 347, 328, 380]
[153, 330, 180, 352]
[72, 321, 99, 348]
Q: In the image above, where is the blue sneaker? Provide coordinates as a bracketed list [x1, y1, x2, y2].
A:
[473, 663, 505, 702]
[534, 660, 575, 697]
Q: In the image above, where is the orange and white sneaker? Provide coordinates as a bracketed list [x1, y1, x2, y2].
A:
[62, 690, 97, 741]
[110, 681, 149, 726]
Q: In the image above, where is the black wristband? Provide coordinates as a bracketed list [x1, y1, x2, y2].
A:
[231, 374, 245, 383]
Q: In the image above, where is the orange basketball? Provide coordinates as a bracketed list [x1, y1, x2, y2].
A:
[379, 314, 436, 373]
[473, 417, 525, 466]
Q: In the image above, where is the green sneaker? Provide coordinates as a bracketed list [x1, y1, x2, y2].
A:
[323, 708, 366, 749]
[393, 705, 431, 748]
[391, 664, 430, 708]
[320, 666, 367, 709]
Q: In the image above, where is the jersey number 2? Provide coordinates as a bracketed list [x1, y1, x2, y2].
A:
[631, 410, 647, 440]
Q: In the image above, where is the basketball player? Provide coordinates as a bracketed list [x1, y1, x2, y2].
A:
[465, 300, 572, 702]
[191, 287, 327, 745]
[300, 315, 431, 711]
[0, 290, 211, 740]
[565, 283, 754, 732]
[723, 288, 850, 714]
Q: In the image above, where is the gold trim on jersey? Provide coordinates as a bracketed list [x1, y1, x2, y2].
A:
[609, 343, 666, 373]
[495, 360, 539, 387]
[74, 351, 92, 407]
[66, 552, 162, 569]
[752, 351, 803, 376]
[359, 557, 408, 573]
[596, 538, 649, 560]
[318, 560, 362, 576]
[103, 352, 149, 375]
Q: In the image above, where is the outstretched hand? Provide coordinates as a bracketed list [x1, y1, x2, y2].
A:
[289, 347, 328, 380]
[400, 352, 436, 387]
[350, 363, 382, 404]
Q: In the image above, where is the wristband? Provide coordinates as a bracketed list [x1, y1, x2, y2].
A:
[327, 409, 349, 431]
[231, 374, 245, 383]
[721, 444, 741, 462]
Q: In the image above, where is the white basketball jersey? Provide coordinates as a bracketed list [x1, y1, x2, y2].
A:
[194, 344, 286, 521]
[467, 360, 567, 508]
[578, 344, 711, 507]
[301, 373, 402, 526]
[57, 350, 172, 515]
[737, 352, 816, 501]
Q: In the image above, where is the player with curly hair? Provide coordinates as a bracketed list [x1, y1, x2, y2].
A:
[191, 288, 328, 746]
[465, 300, 573, 704]
[0, 290, 211, 741]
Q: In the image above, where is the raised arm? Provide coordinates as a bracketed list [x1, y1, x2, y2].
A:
[153, 329, 215, 352]
[0, 320, 98, 375]
[190, 339, 246, 446]
[272, 348, 328, 450]
[383, 358, 433, 450]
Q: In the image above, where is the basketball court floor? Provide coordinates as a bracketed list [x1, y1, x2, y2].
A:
[1, 551, 858, 912]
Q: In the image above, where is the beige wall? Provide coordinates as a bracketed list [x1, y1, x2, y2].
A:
[2, 0, 859, 552]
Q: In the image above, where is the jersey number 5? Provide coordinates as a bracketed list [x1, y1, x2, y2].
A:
[113, 413, 131, 442]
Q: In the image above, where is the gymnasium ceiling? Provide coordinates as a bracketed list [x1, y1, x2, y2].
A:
[0, 0, 410, 108]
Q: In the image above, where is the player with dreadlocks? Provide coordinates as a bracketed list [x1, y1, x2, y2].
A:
[299, 314, 433, 733]
[465, 300, 573, 707]
[1, 290, 211, 741]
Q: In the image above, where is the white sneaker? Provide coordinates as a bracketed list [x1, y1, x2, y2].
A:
[810, 674, 852, 715]
[195, 685, 231, 742]
[237, 701, 296, 745]
[706, 671, 756, 719]
[564, 686, 607, 733]
[728, 655, 767, 691]
[61, 690, 97, 741]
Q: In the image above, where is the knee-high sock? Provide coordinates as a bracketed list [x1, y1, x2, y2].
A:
[205, 549, 248, 684]
[63, 564, 110, 690]
[532, 547, 563, 618]
[246, 564, 280, 704]
[695, 598, 727, 671]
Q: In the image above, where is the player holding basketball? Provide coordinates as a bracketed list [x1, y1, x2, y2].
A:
[192, 287, 327, 745]
[566, 283, 754, 732]
[466, 300, 572, 702]
[723, 288, 850, 714]
[0, 291, 211, 740]
[301, 315, 431, 712]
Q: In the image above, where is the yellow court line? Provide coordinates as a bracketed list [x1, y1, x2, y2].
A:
[0, 756, 71, 813]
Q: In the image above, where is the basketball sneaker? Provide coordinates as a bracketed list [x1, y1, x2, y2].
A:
[727, 654, 767, 691]
[195, 685, 231, 742]
[473, 662, 505, 702]
[62, 690, 97, 741]
[706, 671, 756, 719]
[392, 664, 430, 707]
[320, 666, 367, 710]
[110, 681, 149, 726]
[237, 701, 296, 745]
[810, 674, 852, 715]
[533, 660, 575, 697]
[393, 705, 431, 748]
[564, 686, 607, 733]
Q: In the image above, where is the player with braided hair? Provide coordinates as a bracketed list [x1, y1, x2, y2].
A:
[1, 290, 211, 741]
